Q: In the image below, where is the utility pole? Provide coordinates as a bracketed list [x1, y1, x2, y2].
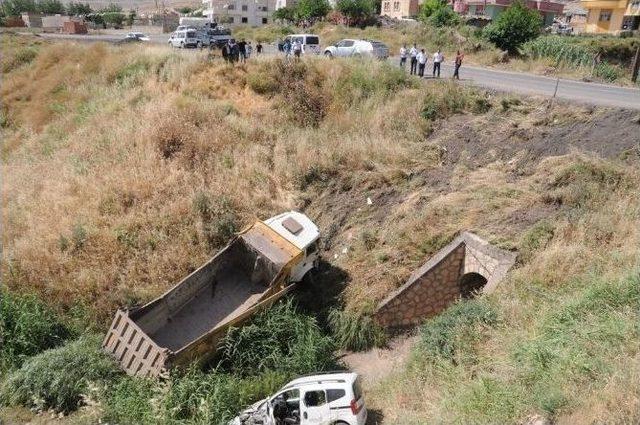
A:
[632, 45, 640, 83]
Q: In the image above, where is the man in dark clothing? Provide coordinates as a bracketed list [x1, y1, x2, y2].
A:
[256, 41, 263, 55]
[453, 50, 464, 80]
[238, 39, 247, 63]
[221, 42, 230, 62]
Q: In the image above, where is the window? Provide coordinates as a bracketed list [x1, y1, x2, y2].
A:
[262, 17, 268, 24]
[227, 3, 235, 9]
[599, 9, 612, 21]
[304, 390, 327, 407]
[326, 389, 346, 403]
[337, 40, 354, 47]
[241, 16, 248, 23]
[393, 1, 400, 11]
[241, 4, 248, 10]
[228, 17, 234, 22]
[305, 36, 319, 45]
[383, 1, 390, 11]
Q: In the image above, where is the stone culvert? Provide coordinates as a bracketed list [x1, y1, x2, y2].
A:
[374, 232, 516, 329]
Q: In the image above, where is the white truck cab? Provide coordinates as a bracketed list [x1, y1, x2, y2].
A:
[264, 211, 320, 283]
[231, 372, 367, 425]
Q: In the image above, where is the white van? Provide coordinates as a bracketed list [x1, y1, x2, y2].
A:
[168, 29, 198, 48]
[284, 34, 321, 55]
[230, 372, 367, 425]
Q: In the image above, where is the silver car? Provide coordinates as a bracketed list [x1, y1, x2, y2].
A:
[323, 39, 389, 60]
[168, 29, 198, 48]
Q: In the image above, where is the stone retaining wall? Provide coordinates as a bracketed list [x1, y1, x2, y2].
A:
[374, 232, 516, 329]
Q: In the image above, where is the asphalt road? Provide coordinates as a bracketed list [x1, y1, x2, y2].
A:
[34, 32, 640, 110]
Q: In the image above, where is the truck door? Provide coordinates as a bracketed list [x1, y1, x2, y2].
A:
[300, 389, 330, 425]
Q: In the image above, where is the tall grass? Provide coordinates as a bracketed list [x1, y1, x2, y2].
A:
[328, 307, 386, 351]
[0, 335, 120, 413]
[0, 291, 74, 370]
[522, 36, 593, 68]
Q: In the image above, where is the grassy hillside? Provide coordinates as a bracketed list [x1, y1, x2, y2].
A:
[1, 34, 639, 424]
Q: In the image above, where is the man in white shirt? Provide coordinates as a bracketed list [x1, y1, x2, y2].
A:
[409, 44, 418, 75]
[399, 44, 407, 69]
[417, 49, 427, 77]
[433, 49, 444, 77]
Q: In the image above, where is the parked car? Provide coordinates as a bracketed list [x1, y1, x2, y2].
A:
[283, 34, 321, 55]
[323, 39, 389, 60]
[168, 29, 198, 48]
[229, 372, 367, 425]
[121, 32, 150, 42]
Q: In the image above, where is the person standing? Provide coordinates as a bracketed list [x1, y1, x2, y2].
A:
[432, 49, 443, 77]
[246, 41, 253, 59]
[256, 41, 263, 55]
[292, 39, 302, 59]
[453, 50, 464, 80]
[283, 38, 291, 57]
[417, 49, 427, 77]
[230, 39, 240, 63]
[238, 38, 247, 63]
[399, 44, 408, 68]
[409, 44, 418, 75]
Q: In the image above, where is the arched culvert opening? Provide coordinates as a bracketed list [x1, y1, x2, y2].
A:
[459, 272, 488, 299]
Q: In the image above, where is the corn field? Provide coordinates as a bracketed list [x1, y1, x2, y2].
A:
[521, 36, 594, 68]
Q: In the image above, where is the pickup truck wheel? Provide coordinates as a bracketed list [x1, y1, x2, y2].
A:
[324, 51, 333, 58]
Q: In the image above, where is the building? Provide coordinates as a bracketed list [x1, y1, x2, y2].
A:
[453, 0, 564, 26]
[380, 0, 420, 19]
[21, 12, 42, 28]
[580, 0, 640, 33]
[563, 0, 588, 32]
[203, 0, 276, 26]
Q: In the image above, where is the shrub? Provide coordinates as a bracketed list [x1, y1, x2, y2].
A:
[428, 6, 460, 27]
[192, 192, 237, 248]
[484, 0, 542, 53]
[594, 62, 623, 82]
[420, 82, 490, 121]
[0, 335, 120, 413]
[217, 299, 337, 377]
[417, 299, 498, 363]
[2, 47, 38, 73]
[0, 291, 73, 369]
[328, 307, 386, 351]
[335, 0, 376, 26]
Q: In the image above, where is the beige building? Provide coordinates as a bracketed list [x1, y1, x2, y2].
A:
[203, 0, 276, 25]
[381, 0, 420, 19]
[580, 0, 640, 33]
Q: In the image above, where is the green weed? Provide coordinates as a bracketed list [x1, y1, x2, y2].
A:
[328, 307, 386, 351]
[0, 335, 120, 413]
[0, 291, 74, 370]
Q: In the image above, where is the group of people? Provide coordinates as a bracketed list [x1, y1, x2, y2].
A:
[221, 39, 263, 64]
[399, 44, 464, 80]
[279, 38, 303, 59]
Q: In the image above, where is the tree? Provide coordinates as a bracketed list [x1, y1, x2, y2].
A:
[126, 9, 135, 25]
[419, 0, 446, 19]
[37, 0, 65, 14]
[295, 0, 331, 21]
[427, 4, 459, 27]
[100, 3, 122, 13]
[335, 0, 375, 25]
[177, 6, 193, 14]
[102, 11, 124, 26]
[483, 0, 542, 53]
[67, 2, 92, 15]
[273, 6, 296, 22]
[1, 0, 38, 16]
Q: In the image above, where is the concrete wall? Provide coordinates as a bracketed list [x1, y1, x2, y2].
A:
[375, 232, 516, 329]
[381, 0, 420, 18]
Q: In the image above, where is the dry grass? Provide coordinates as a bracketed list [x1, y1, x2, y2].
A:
[3, 35, 640, 424]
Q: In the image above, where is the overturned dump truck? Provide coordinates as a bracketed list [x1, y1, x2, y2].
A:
[103, 211, 320, 377]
